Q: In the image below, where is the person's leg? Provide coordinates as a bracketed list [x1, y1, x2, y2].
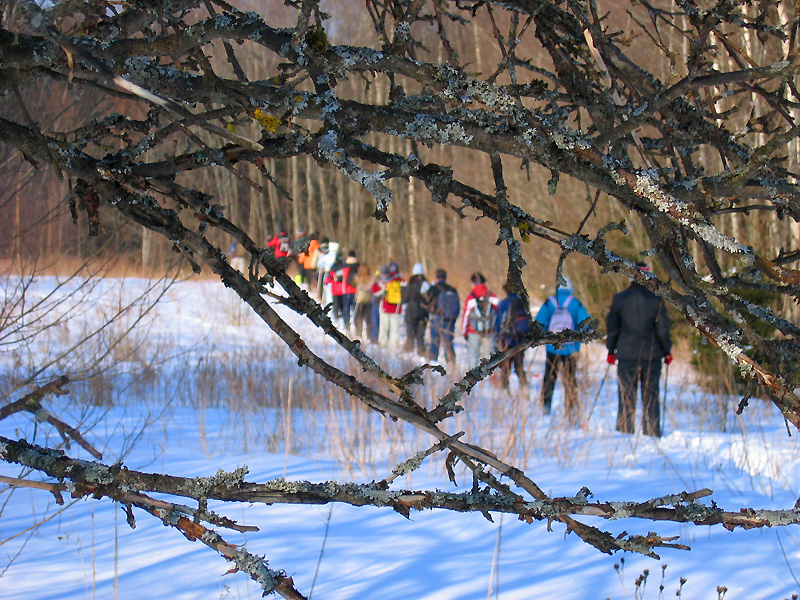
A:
[388, 313, 402, 348]
[481, 334, 496, 363]
[442, 318, 456, 364]
[540, 352, 559, 414]
[342, 294, 354, 327]
[370, 300, 380, 343]
[429, 315, 441, 360]
[562, 354, 580, 424]
[354, 302, 367, 338]
[378, 311, 389, 346]
[467, 333, 482, 369]
[640, 359, 663, 437]
[512, 348, 527, 386]
[415, 318, 427, 354]
[333, 294, 344, 322]
[616, 360, 639, 434]
[496, 358, 511, 389]
[404, 319, 416, 352]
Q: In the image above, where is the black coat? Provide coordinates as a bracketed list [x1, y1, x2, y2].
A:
[402, 275, 429, 322]
[606, 282, 672, 361]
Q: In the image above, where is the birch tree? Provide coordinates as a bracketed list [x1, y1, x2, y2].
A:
[3, 0, 800, 597]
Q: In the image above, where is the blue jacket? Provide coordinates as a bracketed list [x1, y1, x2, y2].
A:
[534, 288, 591, 355]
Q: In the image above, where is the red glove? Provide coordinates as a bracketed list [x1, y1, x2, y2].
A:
[606, 353, 616, 365]
[663, 354, 673, 365]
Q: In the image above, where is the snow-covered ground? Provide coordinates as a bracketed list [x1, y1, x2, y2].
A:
[2, 276, 800, 599]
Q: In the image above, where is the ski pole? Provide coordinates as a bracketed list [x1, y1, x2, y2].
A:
[586, 362, 611, 423]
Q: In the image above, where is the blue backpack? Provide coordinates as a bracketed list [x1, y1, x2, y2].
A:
[504, 295, 531, 340]
[436, 286, 460, 319]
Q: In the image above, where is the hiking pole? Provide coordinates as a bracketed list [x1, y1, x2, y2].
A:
[662, 361, 670, 424]
[586, 362, 612, 423]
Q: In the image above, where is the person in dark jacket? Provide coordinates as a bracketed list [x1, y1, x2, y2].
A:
[493, 281, 532, 389]
[606, 262, 673, 437]
[402, 263, 430, 354]
[427, 269, 460, 364]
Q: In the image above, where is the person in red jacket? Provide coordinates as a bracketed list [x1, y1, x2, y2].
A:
[460, 272, 499, 369]
[336, 250, 359, 329]
[267, 230, 292, 258]
[324, 252, 345, 325]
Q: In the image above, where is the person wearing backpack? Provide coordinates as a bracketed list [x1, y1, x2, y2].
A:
[493, 281, 532, 388]
[427, 269, 460, 364]
[401, 263, 431, 355]
[267, 229, 293, 259]
[461, 272, 499, 370]
[336, 250, 359, 330]
[606, 262, 672, 437]
[535, 276, 591, 421]
[378, 261, 404, 348]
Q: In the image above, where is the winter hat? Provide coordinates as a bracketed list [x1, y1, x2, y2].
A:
[472, 283, 488, 298]
[379, 264, 390, 279]
[388, 261, 399, 275]
[412, 263, 424, 276]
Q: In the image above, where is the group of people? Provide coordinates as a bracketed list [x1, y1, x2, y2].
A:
[231, 233, 673, 438]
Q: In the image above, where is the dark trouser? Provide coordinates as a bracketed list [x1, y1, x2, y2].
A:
[370, 298, 380, 343]
[332, 294, 344, 321]
[496, 346, 527, 389]
[353, 301, 372, 338]
[616, 359, 662, 437]
[405, 317, 428, 354]
[341, 293, 355, 327]
[541, 352, 579, 420]
[429, 315, 457, 363]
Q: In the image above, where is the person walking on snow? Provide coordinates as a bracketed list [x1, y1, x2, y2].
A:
[338, 250, 359, 329]
[494, 281, 532, 389]
[461, 272, 499, 370]
[402, 263, 430, 355]
[378, 262, 404, 348]
[606, 262, 673, 437]
[535, 276, 591, 421]
[427, 269, 460, 364]
[352, 263, 374, 340]
[267, 230, 293, 258]
[324, 252, 346, 325]
[369, 265, 387, 344]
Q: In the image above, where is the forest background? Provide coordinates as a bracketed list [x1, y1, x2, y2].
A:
[5, 0, 800, 596]
[0, 0, 704, 355]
